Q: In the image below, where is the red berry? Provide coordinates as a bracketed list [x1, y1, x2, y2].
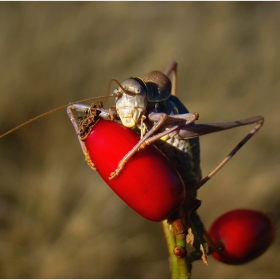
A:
[84, 119, 186, 222]
[208, 209, 275, 265]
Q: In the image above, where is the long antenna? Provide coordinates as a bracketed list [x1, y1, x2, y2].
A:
[0, 77, 132, 139]
[0, 95, 114, 139]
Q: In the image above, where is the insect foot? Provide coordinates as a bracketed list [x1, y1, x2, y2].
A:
[109, 164, 125, 180]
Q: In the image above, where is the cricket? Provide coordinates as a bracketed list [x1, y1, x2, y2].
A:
[0, 61, 267, 278]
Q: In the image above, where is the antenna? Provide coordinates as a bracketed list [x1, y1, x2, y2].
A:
[0, 95, 114, 139]
[0, 77, 129, 139]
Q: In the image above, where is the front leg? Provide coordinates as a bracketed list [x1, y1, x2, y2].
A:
[109, 113, 168, 179]
[109, 112, 199, 179]
[67, 104, 91, 155]
[67, 103, 116, 170]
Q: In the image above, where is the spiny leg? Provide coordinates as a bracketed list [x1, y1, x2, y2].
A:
[164, 61, 178, 96]
[109, 113, 168, 179]
[67, 103, 100, 171]
[143, 112, 200, 146]
[67, 104, 91, 152]
[109, 112, 199, 179]
[182, 116, 263, 265]
[171, 115, 264, 190]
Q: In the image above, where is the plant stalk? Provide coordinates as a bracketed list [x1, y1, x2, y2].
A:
[162, 217, 191, 278]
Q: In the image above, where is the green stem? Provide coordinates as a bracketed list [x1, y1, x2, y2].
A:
[162, 221, 178, 278]
[162, 217, 191, 279]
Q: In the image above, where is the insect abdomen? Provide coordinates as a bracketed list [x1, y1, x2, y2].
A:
[154, 96, 202, 193]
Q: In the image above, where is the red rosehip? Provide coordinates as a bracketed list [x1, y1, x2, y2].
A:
[208, 209, 275, 265]
[84, 119, 186, 222]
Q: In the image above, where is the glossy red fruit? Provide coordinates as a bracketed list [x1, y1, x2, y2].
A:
[208, 209, 275, 265]
[83, 118, 186, 222]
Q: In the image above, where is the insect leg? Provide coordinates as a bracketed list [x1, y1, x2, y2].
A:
[149, 112, 198, 124]
[140, 115, 264, 190]
[67, 103, 113, 170]
[164, 61, 178, 96]
[177, 115, 264, 190]
[142, 112, 200, 145]
[67, 104, 95, 169]
[67, 104, 91, 135]
[109, 112, 199, 179]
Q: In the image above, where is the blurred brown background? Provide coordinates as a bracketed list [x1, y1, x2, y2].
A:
[0, 2, 279, 278]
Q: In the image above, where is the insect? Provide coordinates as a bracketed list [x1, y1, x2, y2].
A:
[0, 61, 264, 263]
[65, 61, 264, 263]
[65, 61, 263, 215]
